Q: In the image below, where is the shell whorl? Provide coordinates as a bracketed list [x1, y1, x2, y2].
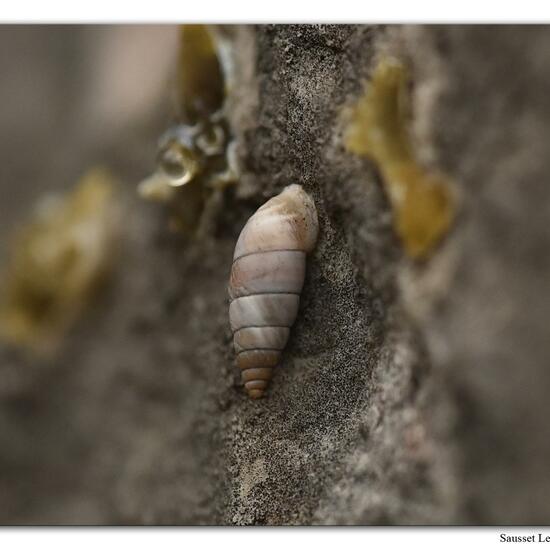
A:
[228, 185, 318, 399]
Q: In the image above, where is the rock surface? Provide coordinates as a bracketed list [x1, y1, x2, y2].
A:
[0, 24, 549, 525]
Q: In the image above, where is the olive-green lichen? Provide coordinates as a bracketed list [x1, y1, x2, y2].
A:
[0, 168, 119, 353]
[138, 24, 237, 235]
[345, 59, 455, 259]
[177, 24, 225, 124]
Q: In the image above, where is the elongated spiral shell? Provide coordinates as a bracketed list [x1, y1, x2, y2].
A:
[228, 184, 319, 399]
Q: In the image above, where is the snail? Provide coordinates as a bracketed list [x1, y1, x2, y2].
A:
[228, 184, 319, 399]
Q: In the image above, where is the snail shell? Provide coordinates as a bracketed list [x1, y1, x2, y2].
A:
[228, 184, 319, 399]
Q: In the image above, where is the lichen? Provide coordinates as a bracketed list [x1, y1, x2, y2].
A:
[0, 167, 119, 353]
[138, 24, 238, 235]
[345, 59, 455, 259]
[177, 24, 225, 124]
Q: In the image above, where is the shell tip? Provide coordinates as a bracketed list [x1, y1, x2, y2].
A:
[248, 389, 265, 399]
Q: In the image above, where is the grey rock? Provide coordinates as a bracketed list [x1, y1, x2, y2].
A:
[0, 24, 549, 525]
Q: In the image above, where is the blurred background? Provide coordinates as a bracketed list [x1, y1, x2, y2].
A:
[0, 25, 183, 523]
[0, 25, 178, 245]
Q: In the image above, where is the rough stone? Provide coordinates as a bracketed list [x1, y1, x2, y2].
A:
[0, 24, 549, 525]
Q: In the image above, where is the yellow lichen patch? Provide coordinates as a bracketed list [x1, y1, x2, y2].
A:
[0, 168, 119, 353]
[345, 59, 455, 259]
[178, 24, 225, 123]
[139, 24, 238, 236]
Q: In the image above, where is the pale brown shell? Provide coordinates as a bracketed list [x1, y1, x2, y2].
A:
[228, 184, 318, 399]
